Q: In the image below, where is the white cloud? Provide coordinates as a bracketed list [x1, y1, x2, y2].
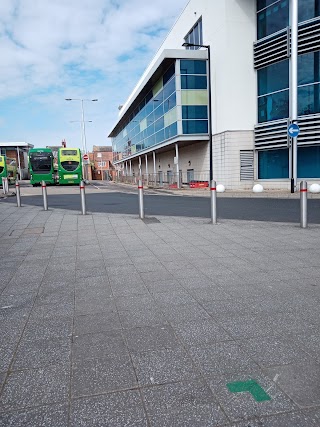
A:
[0, 0, 187, 149]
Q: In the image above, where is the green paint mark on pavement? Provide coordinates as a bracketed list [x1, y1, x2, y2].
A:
[227, 379, 271, 402]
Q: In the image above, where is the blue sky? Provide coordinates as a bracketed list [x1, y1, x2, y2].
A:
[0, 0, 187, 151]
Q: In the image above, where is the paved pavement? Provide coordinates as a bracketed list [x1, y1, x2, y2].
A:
[0, 198, 320, 426]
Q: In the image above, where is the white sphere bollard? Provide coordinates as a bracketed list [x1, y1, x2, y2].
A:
[216, 184, 225, 193]
[309, 183, 320, 193]
[253, 184, 264, 193]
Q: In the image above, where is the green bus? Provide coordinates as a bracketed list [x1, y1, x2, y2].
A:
[58, 148, 82, 185]
[29, 148, 55, 186]
[0, 155, 7, 185]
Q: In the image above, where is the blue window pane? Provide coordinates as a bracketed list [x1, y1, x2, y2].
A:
[182, 120, 208, 134]
[153, 90, 163, 106]
[257, 1, 288, 39]
[153, 104, 163, 121]
[258, 89, 289, 122]
[298, 51, 320, 86]
[180, 60, 207, 75]
[181, 75, 207, 89]
[258, 60, 289, 96]
[298, 0, 320, 22]
[298, 145, 320, 178]
[258, 149, 289, 179]
[182, 106, 208, 119]
[163, 93, 176, 113]
[257, 0, 279, 11]
[163, 63, 175, 85]
[298, 83, 320, 115]
[154, 116, 164, 133]
[164, 122, 178, 140]
[163, 78, 175, 100]
[155, 129, 165, 144]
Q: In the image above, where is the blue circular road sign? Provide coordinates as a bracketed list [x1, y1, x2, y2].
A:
[288, 123, 300, 138]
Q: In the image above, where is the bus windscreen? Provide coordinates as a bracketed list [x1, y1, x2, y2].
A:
[61, 150, 78, 156]
[30, 153, 53, 173]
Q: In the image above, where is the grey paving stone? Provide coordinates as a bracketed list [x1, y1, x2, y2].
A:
[132, 347, 198, 386]
[217, 315, 280, 340]
[173, 319, 232, 347]
[119, 307, 167, 328]
[75, 295, 115, 316]
[161, 303, 210, 324]
[209, 371, 298, 422]
[115, 294, 157, 311]
[72, 330, 128, 362]
[189, 341, 258, 377]
[142, 380, 228, 427]
[29, 302, 74, 320]
[74, 311, 121, 335]
[0, 364, 69, 411]
[238, 336, 311, 367]
[264, 362, 320, 407]
[70, 389, 148, 426]
[152, 290, 197, 306]
[72, 354, 137, 397]
[111, 282, 149, 297]
[244, 411, 320, 427]
[13, 337, 71, 370]
[145, 280, 185, 294]
[124, 325, 179, 352]
[23, 316, 73, 341]
[35, 288, 74, 306]
[0, 292, 36, 310]
[0, 403, 69, 427]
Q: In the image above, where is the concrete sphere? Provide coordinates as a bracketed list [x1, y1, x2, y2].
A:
[216, 184, 225, 193]
[309, 183, 320, 193]
[253, 184, 264, 193]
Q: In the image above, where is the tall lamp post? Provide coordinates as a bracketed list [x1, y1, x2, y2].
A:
[70, 120, 93, 180]
[182, 42, 212, 183]
[65, 98, 98, 181]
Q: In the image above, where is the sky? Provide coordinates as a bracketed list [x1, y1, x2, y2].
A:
[0, 0, 187, 152]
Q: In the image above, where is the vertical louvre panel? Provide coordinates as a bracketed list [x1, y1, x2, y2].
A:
[240, 150, 254, 181]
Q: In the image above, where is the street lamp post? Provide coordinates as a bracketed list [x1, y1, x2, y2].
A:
[182, 43, 212, 182]
[65, 98, 98, 181]
[70, 120, 93, 180]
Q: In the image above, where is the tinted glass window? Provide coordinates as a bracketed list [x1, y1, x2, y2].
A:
[182, 106, 208, 119]
[181, 75, 207, 89]
[258, 148, 289, 178]
[258, 90, 289, 122]
[163, 63, 175, 84]
[61, 150, 77, 156]
[258, 60, 289, 95]
[182, 120, 208, 134]
[298, 83, 320, 115]
[257, 0, 288, 39]
[180, 60, 207, 75]
[298, 145, 320, 177]
[61, 161, 79, 171]
[298, 0, 320, 22]
[298, 51, 320, 86]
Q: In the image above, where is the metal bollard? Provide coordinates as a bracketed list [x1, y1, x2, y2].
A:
[80, 180, 86, 215]
[210, 180, 217, 224]
[42, 181, 48, 211]
[300, 181, 308, 229]
[2, 177, 8, 194]
[16, 180, 21, 207]
[5, 178, 9, 194]
[138, 179, 144, 219]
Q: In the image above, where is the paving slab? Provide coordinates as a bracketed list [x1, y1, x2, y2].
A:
[0, 198, 320, 425]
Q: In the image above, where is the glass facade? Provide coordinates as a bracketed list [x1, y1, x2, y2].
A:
[258, 60, 289, 123]
[112, 59, 208, 162]
[257, 0, 320, 40]
[258, 146, 320, 178]
[184, 18, 203, 49]
[257, 1, 320, 179]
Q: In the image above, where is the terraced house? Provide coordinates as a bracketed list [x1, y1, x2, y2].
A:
[109, 0, 320, 190]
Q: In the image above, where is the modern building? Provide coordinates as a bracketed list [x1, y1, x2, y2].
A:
[0, 142, 34, 179]
[108, 0, 320, 190]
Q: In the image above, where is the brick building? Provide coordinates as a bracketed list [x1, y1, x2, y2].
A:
[88, 146, 115, 180]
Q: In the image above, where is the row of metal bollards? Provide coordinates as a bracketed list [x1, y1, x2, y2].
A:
[14, 180, 87, 215]
[137, 179, 310, 228]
